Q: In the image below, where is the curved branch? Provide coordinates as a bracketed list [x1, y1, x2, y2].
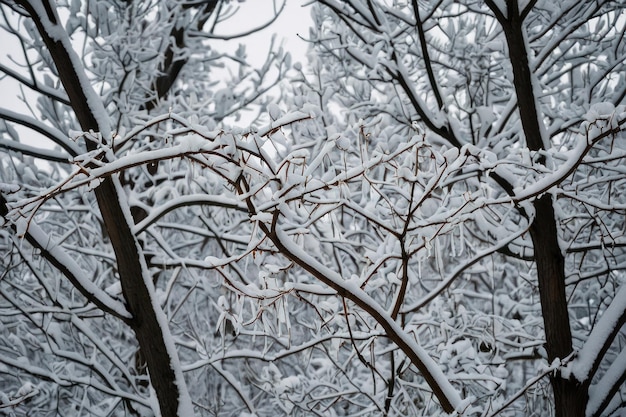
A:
[0, 107, 81, 157]
[411, 0, 443, 109]
[133, 194, 247, 234]
[587, 345, 626, 417]
[564, 282, 626, 389]
[0, 138, 70, 163]
[403, 223, 530, 314]
[189, 0, 286, 41]
[484, 0, 507, 24]
[486, 359, 562, 417]
[263, 212, 463, 414]
[383, 53, 461, 147]
[0, 63, 71, 105]
[509, 117, 626, 204]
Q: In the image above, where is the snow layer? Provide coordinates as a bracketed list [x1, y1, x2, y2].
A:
[112, 177, 195, 417]
[563, 283, 626, 383]
[273, 224, 465, 412]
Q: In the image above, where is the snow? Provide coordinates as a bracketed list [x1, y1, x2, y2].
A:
[507, 132, 590, 203]
[112, 177, 195, 417]
[0, 138, 70, 163]
[563, 283, 626, 382]
[0, 107, 81, 156]
[277, 375, 301, 394]
[273, 224, 464, 412]
[3, 0, 625, 415]
[303, 141, 335, 177]
[28, 1, 112, 141]
[257, 110, 311, 137]
[83, 141, 220, 184]
[334, 134, 350, 151]
[584, 102, 616, 120]
[267, 102, 282, 121]
[179, 134, 208, 153]
[69, 314, 137, 386]
[586, 347, 626, 417]
[14, 216, 130, 320]
[404, 225, 529, 313]
[133, 194, 246, 234]
[0, 183, 20, 193]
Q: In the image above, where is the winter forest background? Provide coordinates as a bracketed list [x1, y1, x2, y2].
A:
[0, 0, 625, 416]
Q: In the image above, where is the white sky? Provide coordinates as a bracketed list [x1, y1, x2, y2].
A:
[219, 0, 313, 67]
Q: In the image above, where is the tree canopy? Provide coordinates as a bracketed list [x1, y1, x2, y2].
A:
[0, 1, 625, 416]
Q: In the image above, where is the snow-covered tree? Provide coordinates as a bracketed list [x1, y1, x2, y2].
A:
[0, 1, 291, 416]
[0, 0, 625, 417]
[300, 0, 626, 416]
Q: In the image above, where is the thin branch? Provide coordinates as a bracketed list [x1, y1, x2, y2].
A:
[0, 107, 81, 157]
[0, 63, 71, 105]
[411, 0, 443, 109]
[189, 0, 286, 40]
[0, 194, 132, 322]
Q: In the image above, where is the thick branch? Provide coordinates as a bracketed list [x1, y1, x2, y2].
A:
[502, 0, 573, 362]
[565, 283, 626, 389]
[0, 194, 131, 321]
[588, 346, 626, 417]
[500, 2, 584, 416]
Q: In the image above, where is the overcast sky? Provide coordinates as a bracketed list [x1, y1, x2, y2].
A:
[222, 0, 313, 67]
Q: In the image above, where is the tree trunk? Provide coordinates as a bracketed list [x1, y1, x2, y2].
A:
[529, 196, 587, 417]
[18, 2, 189, 415]
[499, 1, 587, 416]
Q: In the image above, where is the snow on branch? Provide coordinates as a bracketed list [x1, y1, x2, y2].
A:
[0, 194, 131, 321]
[562, 283, 626, 384]
[269, 220, 465, 414]
[0, 107, 81, 157]
[492, 112, 626, 206]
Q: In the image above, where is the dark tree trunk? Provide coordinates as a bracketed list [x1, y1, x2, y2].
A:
[529, 196, 587, 417]
[17, 2, 186, 416]
[498, 1, 588, 416]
